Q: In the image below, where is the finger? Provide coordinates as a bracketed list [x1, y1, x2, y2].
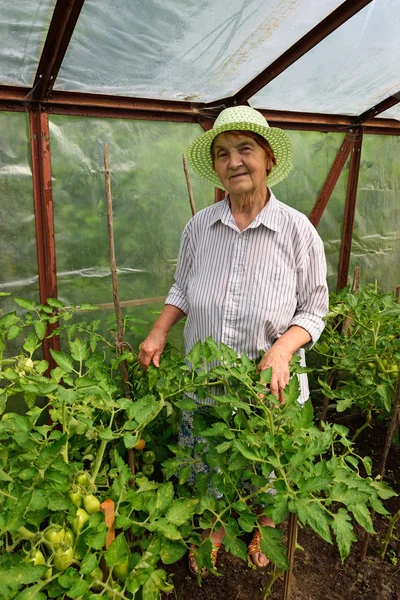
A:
[279, 388, 285, 406]
[152, 351, 161, 368]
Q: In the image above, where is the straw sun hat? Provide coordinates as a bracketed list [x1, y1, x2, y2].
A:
[186, 105, 293, 189]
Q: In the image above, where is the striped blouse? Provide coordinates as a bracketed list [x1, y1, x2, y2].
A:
[165, 189, 329, 403]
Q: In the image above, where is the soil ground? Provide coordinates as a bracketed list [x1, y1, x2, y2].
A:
[162, 418, 400, 600]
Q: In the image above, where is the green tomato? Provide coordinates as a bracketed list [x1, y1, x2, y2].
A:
[125, 352, 135, 365]
[54, 547, 74, 571]
[86, 566, 104, 591]
[142, 451, 155, 465]
[69, 490, 83, 508]
[83, 494, 101, 515]
[25, 550, 52, 579]
[106, 583, 122, 599]
[76, 472, 91, 486]
[63, 528, 75, 547]
[142, 464, 154, 476]
[44, 527, 65, 550]
[113, 558, 129, 583]
[72, 508, 90, 534]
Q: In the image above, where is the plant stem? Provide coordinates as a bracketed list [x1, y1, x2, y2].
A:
[262, 567, 284, 598]
[351, 411, 371, 443]
[92, 438, 109, 484]
[381, 508, 400, 558]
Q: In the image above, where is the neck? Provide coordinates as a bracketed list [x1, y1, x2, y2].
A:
[229, 187, 270, 232]
[229, 187, 269, 216]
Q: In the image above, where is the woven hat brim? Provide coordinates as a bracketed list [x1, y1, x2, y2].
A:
[186, 122, 293, 189]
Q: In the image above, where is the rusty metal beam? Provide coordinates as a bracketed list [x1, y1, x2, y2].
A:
[337, 128, 363, 290]
[29, 107, 60, 365]
[309, 132, 355, 227]
[1, 85, 400, 134]
[31, 0, 85, 101]
[232, 0, 373, 105]
[357, 93, 400, 123]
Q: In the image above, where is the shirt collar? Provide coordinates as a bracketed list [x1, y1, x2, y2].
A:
[207, 188, 281, 232]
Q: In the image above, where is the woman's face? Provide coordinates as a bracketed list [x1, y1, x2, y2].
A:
[212, 132, 271, 196]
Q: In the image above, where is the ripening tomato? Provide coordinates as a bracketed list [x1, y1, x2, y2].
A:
[134, 438, 146, 451]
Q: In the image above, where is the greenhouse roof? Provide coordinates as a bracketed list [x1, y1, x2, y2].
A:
[0, 0, 399, 133]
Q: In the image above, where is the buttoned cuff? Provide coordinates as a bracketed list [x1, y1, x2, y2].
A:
[288, 314, 325, 349]
[165, 283, 189, 314]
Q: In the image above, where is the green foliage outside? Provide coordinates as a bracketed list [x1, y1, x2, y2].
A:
[0, 294, 397, 599]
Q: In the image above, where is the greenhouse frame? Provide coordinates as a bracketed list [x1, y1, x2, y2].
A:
[0, 0, 399, 370]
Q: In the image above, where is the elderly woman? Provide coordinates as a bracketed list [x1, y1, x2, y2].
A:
[139, 106, 328, 574]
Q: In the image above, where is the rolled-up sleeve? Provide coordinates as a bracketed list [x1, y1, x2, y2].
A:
[165, 226, 193, 314]
[289, 236, 329, 347]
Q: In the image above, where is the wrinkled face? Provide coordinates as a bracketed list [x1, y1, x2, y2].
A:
[212, 132, 271, 195]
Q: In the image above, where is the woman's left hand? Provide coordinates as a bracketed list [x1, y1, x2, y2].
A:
[257, 346, 293, 405]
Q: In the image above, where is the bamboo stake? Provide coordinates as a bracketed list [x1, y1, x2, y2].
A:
[360, 375, 400, 561]
[104, 144, 135, 481]
[182, 154, 196, 216]
[282, 514, 298, 600]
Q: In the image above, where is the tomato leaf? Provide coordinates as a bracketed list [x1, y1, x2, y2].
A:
[49, 349, 74, 372]
[331, 508, 357, 562]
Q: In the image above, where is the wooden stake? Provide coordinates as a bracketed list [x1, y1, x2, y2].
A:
[361, 376, 400, 561]
[282, 514, 298, 600]
[104, 144, 135, 480]
[182, 154, 196, 216]
[395, 284, 400, 303]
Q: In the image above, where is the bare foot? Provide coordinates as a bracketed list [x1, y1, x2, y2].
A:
[248, 516, 275, 569]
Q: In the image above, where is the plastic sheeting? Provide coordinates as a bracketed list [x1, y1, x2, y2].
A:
[0, 0, 55, 87]
[273, 130, 347, 290]
[54, 0, 342, 102]
[349, 135, 400, 290]
[0, 112, 38, 310]
[49, 116, 214, 347]
[251, 0, 400, 116]
[379, 105, 400, 121]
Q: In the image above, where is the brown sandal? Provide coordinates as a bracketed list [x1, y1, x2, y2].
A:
[248, 529, 270, 569]
[188, 543, 221, 578]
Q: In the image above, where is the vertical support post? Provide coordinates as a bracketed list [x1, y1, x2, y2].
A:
[283, 513, 298, 600]
[337, 128, 363, 290]
[309, 131, 355, 227]
[29, 105, 60, 366]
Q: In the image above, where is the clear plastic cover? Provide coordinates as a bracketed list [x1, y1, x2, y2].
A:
[49, 116, 214, 347]
[0, 0, 56, 87]
[273, 130, 348, 290]
[55, 0, 341, 101]
[250, 0, 400, 116]
[349, 134, 400, 290]
[0, 112, 38, 309]
[379, 105, 400, 121]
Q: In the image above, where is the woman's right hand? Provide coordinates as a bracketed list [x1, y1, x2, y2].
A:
[138, 329, 167, 370]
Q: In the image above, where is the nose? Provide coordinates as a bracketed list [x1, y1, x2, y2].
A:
[228, 150, 243, 170]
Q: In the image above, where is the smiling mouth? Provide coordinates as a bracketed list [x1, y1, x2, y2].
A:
[230, 173, 248, 179]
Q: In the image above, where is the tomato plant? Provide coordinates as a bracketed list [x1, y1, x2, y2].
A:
[0, 294, 397, 599]
[310, 284, 400, 430]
